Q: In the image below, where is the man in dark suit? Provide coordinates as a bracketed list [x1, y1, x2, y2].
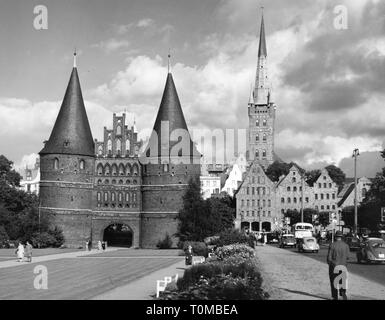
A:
[327, 231, 350, 300]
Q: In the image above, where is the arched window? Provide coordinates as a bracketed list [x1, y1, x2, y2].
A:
[293, 197, 297, 203]
[97, 179, 102, 185]
[119, 163, 125, 175]
[53, 158, 59, 170]
[255, 134, 259, 142]
[263, 133, 267, 141]
[97, 192, 101, 202]
[293, 186, 297, 192]
[132, 164, 139, 176]
[98, 145, 103, 156]
[97, 163, 103, 175]
[135, 146, 139, 155]
[104, 192, 109, 202]
[132, 192, 137, 203]
[111, 192, 116, 202]
[281, 197, 285, 203]
[263, 119, 267, 126]
[104, 164, 110, 176]
[125, 192, 130, 203]
[116, 125, 121, 135]
[107, 139, 112, 153]
[126, 164, 131, 176]
[262, 150, 266, 158]
[163, 164, 169, 172]
[126, 139, 130, 152]
[256, 119, 260, 126]
[116, 139, 121, 155]
[118, 192, 123, 202]
[255, 150, 259, 159]
[112, 164, 118, 176]
[79, 160, 85, 170]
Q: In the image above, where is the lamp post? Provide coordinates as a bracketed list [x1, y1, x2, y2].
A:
[301, 174, 304, 223]
[352, 148, 360, 235]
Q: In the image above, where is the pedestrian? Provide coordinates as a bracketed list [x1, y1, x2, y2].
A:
[327, 231, 350, 300]
[102, 241, 106, 251]
[25, 241, 33, 263]
[97, 240, 102, 251]
[88, 240, 92, 251]
[15, 242, 24, 262]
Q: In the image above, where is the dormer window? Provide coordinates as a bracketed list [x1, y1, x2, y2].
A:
[79, 160, 85, 170]
[116, 125, 122, 135]
[53, 158, 59, 170]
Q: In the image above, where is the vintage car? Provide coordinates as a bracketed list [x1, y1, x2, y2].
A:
[356, 238, 385, 264]
[345, 235, 361, 251]
[279, 234, 296, 248]
[297, 237, 319, 253]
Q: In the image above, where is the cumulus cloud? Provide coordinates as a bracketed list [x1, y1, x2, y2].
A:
[92, 38, 130, 54]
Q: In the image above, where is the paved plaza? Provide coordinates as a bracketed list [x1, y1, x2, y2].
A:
[0, 248, 184, 300]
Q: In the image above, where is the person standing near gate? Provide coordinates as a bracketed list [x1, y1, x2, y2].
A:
[327, 231, 350, 300]
[25, 241, 33, 263]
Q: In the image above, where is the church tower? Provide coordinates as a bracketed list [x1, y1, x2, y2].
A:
[140, 68, 201, 248]
[247, 11, 276, 169]
[39, 53, 95, 247]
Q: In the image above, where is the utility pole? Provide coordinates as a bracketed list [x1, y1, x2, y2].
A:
[301, 174, 304, 223]
[353, 148, 360, 235]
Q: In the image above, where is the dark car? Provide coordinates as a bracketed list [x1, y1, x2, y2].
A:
[345, 236, 361, 251]
[357, 238, 385, 264]
[279, 234, 296, 248]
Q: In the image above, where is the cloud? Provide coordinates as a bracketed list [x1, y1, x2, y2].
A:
[92, 38, 130, 54]
[137, 18, 154, 28]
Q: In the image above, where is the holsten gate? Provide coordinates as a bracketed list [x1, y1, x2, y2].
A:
[39, 55, 201, 248]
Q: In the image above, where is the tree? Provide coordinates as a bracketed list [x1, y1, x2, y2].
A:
[266, 161, 305, 182]
[305, 169, 321, 186]
[178, 178, 236, 242]
[325, 165, 346, 191]
[0, 154, 63, 245]
[285, 208, 313, 225]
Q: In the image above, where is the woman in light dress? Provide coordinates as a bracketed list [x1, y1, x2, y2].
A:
[16, 242, 24, 262]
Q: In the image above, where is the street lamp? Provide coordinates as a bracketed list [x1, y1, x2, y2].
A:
[352, 148, 360, 235]
[300, 174, 304, 223]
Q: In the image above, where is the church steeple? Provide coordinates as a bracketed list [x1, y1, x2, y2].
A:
[40, 54, 94, 157]
[258, 12, 267, 58]
[254, 9, 270, 105]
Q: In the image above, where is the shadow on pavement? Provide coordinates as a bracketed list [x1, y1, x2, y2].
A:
[278, 287, 329, 300]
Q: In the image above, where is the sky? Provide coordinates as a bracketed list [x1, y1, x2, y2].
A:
[0, 0, 384, 177]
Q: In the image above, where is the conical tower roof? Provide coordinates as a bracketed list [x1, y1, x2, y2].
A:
[258, 13, 267, 57]
[40, 64, 94, 157]
[145, 72, 200, 160]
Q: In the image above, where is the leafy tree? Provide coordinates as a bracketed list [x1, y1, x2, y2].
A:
[266, 161, 305, 182]
[285, 208, 315, 225]
[0, 225, 9, 245]
[325, 165, 346, 191]
[178, 179, 236, 242]
[305, 169, 321, 186]
[0, 154, 63, 246]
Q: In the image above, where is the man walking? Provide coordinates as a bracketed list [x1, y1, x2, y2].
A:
[327, 231, 350, 300]
[25, 241, 33, 262]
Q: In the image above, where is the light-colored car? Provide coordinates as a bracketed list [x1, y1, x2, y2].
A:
[357, 238, 385, 264]
[297, 237, 319, 253]
[279, 234, 296, 248]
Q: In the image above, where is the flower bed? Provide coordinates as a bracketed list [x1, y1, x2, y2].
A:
[157, 243, 269, 300]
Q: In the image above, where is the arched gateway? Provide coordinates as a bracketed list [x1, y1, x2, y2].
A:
[103, 223, 133, 247]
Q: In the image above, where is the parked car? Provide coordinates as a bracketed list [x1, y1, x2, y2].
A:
[297, 237, 319, 253]
[279, 234, 296, 248]
[369, 231, 385, 241]
[345, 236, 361, 251]
[356, 238, 385, 264]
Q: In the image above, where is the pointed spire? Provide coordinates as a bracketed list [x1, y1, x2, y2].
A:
[258, 8, 267, 57]
[40, 64, 94, 157]
[167, 48, 171, 73]
[248, 84, 254, 104]
[73, 48, 77, 68]
[146, 72, 200, 159]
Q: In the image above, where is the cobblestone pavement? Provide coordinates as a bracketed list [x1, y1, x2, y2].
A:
[255, 245, 385, 300]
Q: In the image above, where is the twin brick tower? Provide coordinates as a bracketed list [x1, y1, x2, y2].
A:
[39, 12, 274, 248]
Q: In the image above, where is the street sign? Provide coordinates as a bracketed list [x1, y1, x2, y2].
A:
[381, 207, 385, 222]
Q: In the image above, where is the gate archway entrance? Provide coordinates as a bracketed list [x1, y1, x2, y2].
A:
[103, 223, 133, 247]
[262, 221, 271, 232]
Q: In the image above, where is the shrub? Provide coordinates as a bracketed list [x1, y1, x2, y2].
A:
[31, 232, 56, 248]
[211, 229, 255, 248]
[214, 244, 255, 260]
[157, 233, 173, 249]
[0, 226, 9, 247]
[182, 241, 208, 257]
[177, 263, 222, 290]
